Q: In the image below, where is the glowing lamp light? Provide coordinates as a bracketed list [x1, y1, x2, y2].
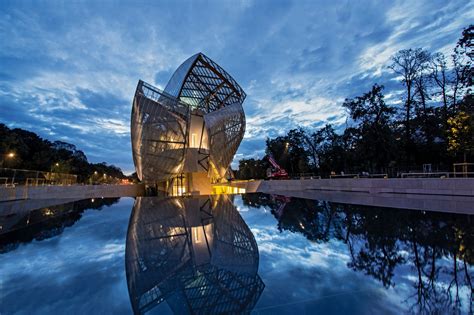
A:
[177, 187, 186, 196]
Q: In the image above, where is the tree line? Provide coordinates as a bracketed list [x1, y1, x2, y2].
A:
[0, 123, 127, 183]
[237, 25, 473, 179]
[0, 197, 120, 254]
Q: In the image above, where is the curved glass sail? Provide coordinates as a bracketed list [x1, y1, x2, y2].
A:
[204, 103, 246, 180]
[164, 53, 246, 112]
[163, 54, 200, 99]
[125, 195, 264, 314]
[131, 81, 189, 182]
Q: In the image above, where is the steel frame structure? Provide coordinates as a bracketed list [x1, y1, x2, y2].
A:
[131, 53, 246, 185]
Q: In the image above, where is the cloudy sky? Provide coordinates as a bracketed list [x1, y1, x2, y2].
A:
[0, 0, 472, 174]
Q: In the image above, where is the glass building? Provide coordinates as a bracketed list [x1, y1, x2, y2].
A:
[131, 53, 246, 195]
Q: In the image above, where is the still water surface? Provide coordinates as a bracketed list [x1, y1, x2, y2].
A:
[0, 194, 472, 314]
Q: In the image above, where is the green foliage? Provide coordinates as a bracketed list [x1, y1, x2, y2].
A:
[447, 106, 474, 160]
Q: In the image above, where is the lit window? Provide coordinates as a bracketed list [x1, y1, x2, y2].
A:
[193, 228, 201, 243]
[191, 133, 197, 147]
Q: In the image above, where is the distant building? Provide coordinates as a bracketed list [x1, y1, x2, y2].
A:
[131, 53, 246, 195]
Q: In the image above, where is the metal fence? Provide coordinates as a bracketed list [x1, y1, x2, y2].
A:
[329, 173, 388, 179]
[400, 172, 474, 178]
[0, 168, 77, 187]
[294, 171, 473, 179]
[290, 173, 322, 180]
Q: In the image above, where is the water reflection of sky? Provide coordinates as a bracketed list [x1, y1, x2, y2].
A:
[234, 197, 404, 314]
[0, 195, 472, 314]
[0, 197, 134, 315]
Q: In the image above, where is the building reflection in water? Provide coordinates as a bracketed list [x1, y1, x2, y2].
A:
[125, 195, 264, 314]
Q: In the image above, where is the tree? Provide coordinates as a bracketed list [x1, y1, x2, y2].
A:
[265, 129, 310, 175]
[430, 52, 450, 129]
[287, 129, 310, 174]
[312, 124, 346, 175]
[236, 158, 267, 180]
[389, 48, 431, 164]
[0, 123, 126, 183]
[342, 84, 396, 173]
[447, 24, 474, 163]
[414, 68, 431, 114]
[447, 109, 474, 162]
[299, 127, 320, 172]
[453, 25, 473, 93]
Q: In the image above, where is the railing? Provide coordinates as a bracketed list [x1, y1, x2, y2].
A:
[359, 173, 388, 178]
[330, 174, 360, 179]
[0, 177, 10, 187]
[291, 173, 321, 180]
[401, 172, 474, 178]
[453, 163, 474, 177]
[329, 173, 388, 179]
[237, 171, 473, 181]
[401, 172, 449, 178]
[0, 168, 77, 187]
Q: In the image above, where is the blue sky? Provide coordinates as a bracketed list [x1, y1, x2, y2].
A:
[0, 0, 472, 174]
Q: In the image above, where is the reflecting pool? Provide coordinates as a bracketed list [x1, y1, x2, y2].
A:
[0, 194, 472, 314]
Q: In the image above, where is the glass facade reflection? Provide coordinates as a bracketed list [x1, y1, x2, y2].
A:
[125, 195, 264, 314]
[131, 53, 246, 195]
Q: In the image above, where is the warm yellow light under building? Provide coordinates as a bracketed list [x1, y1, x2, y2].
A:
[212, 185, 246, 195]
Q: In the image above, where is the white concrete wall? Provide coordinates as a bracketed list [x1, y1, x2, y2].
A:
[268, 190, 474, 214]
[234, 178, 474, 196]
[188, 114, 209, 149]
[226, 178, 474, 214]
[0, 184, 145, 202]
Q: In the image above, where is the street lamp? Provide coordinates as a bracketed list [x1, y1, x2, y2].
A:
[1, 152, 16, 168]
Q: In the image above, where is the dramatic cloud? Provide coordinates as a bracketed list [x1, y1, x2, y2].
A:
[0, 0, 471, 172]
